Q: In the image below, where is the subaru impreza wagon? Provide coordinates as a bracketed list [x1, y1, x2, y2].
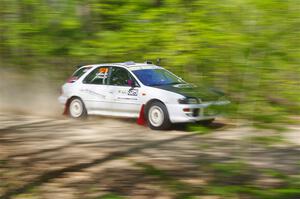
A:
[58, 61, 230, 130]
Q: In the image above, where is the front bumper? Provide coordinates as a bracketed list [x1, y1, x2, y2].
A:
[166, 100, 230, 123]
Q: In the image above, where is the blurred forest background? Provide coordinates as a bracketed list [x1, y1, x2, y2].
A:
[0, 0, 299, 126]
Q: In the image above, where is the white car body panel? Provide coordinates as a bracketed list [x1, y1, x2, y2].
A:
[108, 85, 141, 116]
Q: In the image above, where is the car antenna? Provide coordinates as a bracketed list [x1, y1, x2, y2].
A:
[124, 61, 135, 65]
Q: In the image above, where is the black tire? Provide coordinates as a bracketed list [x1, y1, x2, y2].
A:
[197, 118, 215, 126]
[145, 101, 172, 130]
[68, 97, 87, 119]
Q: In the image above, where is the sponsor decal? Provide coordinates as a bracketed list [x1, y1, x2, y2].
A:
[118, 90, 127, 94]
[128, 88, 138, 96]
[99, 68, 109, 73]
[94, 67, 109, 80]
[117, 97, 138, 100]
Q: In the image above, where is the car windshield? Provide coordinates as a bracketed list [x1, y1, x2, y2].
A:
[132, 69, 185, 86]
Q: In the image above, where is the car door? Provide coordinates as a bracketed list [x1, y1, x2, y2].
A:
[79, 66, 113, 113]
[107, 67, 141, 117]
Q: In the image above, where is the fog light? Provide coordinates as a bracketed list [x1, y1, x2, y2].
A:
[178, 97, 199, 104]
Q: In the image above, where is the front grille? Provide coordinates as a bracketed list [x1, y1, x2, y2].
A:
[203, 106, 219, 116]
[193, 108, 200, 117]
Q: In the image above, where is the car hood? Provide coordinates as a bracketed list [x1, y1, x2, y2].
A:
[152, 83, 225, 102]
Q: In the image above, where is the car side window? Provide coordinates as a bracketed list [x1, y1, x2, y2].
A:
[109, 67, 137, 86]
[83, 67, 109, 85]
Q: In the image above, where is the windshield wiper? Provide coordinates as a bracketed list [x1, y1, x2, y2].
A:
[149, 82, 183, 86]
[165, 82, 183, 85]
[148, 83, 164, 86]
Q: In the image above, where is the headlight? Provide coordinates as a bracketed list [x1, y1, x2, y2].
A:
[187, 98, 198, 104]
[178, 97, 199, 104]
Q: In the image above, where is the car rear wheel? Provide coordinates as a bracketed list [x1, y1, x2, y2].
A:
[69, 98, 87, 119]
[146, 101, 171, 130]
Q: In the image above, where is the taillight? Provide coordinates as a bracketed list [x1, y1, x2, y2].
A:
[183, 108, 191, 112]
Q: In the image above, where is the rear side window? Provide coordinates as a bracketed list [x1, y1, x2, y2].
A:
[83, 67, 110, 85]
[73, 67, 91, 78]
[67, 67, 91, 83]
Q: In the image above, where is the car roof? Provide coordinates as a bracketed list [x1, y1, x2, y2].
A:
[79, 61, 162, 71]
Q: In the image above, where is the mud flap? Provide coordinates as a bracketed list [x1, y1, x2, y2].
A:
[63, 100, 71, 116]
[137, 104, 147, 126]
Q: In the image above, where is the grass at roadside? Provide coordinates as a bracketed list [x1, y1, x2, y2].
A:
[131, 159, 300, 199]
[245, 134, 286, 146]
[97, 193, 126, 199]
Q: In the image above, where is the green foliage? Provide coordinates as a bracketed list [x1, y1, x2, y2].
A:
[134, 162, 203, 199]
[186, 123, 212, 133]
[205, 162, 300, 198]
[0, 0, 299, 125]
[134, 161, 300, 198]
[209, 162, 255, 185]
[246, 134, 286, 145]
[0, 159, 7, 165]
[97, 193, 126, 199]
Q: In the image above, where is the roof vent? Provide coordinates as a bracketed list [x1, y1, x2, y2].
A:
[124, 61, 135, 65]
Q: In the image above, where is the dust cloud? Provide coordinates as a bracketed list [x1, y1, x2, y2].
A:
[0, 68, 62, 116]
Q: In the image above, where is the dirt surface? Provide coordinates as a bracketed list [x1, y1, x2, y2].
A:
[0, 113, 299, 199]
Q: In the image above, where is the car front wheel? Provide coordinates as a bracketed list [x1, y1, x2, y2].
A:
[69, 97, 87, 119]
[146, 101, 171, 130]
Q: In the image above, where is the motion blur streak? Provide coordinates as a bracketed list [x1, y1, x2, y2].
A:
[0, 130, 195, 199]
[0, 114, 299, 198]
[0, 69, 61, 116]
[0, 0, 300, 199]
[0, 0, 299, 124]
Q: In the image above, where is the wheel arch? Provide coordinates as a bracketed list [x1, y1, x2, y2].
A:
[144, 98, 165, 110]
[63, 95, 83, 115]
[144, 98, 168, 119]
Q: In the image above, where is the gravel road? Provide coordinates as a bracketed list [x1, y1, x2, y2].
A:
[0, 113, 299, 199]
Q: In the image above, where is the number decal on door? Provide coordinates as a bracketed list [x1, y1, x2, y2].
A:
[128, 89, 138, 96]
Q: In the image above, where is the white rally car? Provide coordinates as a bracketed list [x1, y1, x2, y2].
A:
[59, 61, 230, 130]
